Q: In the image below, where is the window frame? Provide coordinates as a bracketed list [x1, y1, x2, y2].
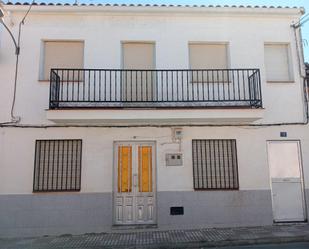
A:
[192, 139, 239, 191]
[39, 40, 85, 82]
[33, 139, 83, 192]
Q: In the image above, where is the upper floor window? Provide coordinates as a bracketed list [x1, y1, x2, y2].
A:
[264, 43, 293, 82]
[189, 43, 228, 69]
[189, 43, 228, 82]
[40, 41, 84, 80]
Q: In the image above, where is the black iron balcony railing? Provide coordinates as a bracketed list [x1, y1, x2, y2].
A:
[49, 68, 262, 109]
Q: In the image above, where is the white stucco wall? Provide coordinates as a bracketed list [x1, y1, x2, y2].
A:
[0, 5, 308, 194]
[0, 5, 306, 125]
[1, 126, 309, 194]
[1, 6, 309, 237]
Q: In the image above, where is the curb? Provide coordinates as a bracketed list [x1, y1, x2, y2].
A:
[95, 235, 309, 249]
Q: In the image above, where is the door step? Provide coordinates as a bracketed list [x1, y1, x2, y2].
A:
[112, 224, 158, 231]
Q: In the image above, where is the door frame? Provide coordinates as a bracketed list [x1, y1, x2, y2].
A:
[266, 140, 307, 222]
[112, 140, 158, 226]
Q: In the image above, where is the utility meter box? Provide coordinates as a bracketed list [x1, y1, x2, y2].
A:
[172, 128, 183, 140]
[166, 153, 183, 166]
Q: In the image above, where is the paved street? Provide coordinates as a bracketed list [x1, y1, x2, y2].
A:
[1, 224, 309, 249]
[215, 242, 309, 249]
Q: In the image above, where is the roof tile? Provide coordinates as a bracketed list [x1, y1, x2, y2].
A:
[3, 1, 302, 10]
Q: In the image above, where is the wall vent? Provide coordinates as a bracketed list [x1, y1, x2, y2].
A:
[170, 206, 184, 215]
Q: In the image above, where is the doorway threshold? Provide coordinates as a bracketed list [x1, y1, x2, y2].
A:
[273, 220, 308, 225]
[112, 224, 158, 231]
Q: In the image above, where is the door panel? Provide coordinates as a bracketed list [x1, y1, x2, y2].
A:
[114, 142, 156, 225]
[116, 146, 134, 223]
[272, 180, 304, 221]
[268, 142, 301, 178]
[267, 141, 306, 222]
[118, 146, 132, 193]
[138, 146, 152, 192]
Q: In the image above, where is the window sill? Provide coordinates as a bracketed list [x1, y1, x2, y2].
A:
[38, 80, 84, 83]
[33, 190, 81, 194]
[267, 80, 295, 83]
[190, 80, 232, 84]
[194, 188, 239, 191]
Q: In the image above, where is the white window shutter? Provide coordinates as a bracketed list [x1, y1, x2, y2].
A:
[189, 43, 228, 69]
[43, 41, 84, 80]
[264, 44, 291, 82]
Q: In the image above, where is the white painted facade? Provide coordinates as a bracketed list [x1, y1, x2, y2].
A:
[0, 5, 306, 124]
[0, 3, 309, 237]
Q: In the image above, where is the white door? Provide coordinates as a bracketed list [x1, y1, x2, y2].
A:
[114, 141, 156, 225]
[122, 42, 156, 102]
[267, 141, 306, 222]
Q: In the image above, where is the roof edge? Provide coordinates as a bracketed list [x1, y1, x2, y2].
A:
[1, 3, 304, 17]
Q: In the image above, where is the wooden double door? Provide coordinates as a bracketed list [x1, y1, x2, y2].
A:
[114, 141, 156, 225]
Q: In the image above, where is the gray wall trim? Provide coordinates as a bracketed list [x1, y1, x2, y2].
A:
[305, 189, 309, 219]
[157, 190, 273, 229]
[0, 193, 113, 238]
[1, 190, 274, 238]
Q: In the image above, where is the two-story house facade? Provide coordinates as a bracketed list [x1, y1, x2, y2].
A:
[0, 2, 308, 238]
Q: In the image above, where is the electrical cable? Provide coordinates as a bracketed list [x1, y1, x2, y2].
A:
[10, 42, 20, 123]
[0, 1, 34, 125]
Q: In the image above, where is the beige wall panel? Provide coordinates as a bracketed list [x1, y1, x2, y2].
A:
[43, 41, 84, 80]
[189, 43, 227, 69]
[123, 43, 154, 69]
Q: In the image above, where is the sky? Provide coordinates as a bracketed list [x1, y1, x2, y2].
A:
[7, 0, 309, 61]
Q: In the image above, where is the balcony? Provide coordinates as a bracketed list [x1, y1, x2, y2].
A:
[49, 68, 262, 109]
[47, 68, 263, 124]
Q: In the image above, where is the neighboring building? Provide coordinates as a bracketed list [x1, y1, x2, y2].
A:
[0, 2, 308, 238]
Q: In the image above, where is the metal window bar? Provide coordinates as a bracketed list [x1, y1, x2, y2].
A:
[49, 68, 262, 109]
[192, 139, 239, 190]
[33, 139, 82, 192]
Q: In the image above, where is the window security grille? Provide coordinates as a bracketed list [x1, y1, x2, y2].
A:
[33, 140, 82, 192]
[192, 139, 239, 190]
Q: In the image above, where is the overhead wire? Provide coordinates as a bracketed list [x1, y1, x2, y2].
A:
[0, 0, 34, 125]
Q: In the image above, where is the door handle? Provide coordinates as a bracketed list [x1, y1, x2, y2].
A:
[133, 174, 138, 188]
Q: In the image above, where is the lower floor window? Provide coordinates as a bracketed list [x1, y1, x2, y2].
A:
[33, 139, 82, 192]
[192, 139, 239, 190]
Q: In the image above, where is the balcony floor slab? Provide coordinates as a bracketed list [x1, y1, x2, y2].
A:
[46, 108, 264, 125]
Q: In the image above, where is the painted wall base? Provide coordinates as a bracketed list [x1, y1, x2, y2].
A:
[0, 190, 274, 238]
[157, 190, 273, 229]
[0, 193, 112, 238]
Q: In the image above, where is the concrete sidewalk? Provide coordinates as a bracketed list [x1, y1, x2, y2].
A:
[1, 224, 309, 249]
